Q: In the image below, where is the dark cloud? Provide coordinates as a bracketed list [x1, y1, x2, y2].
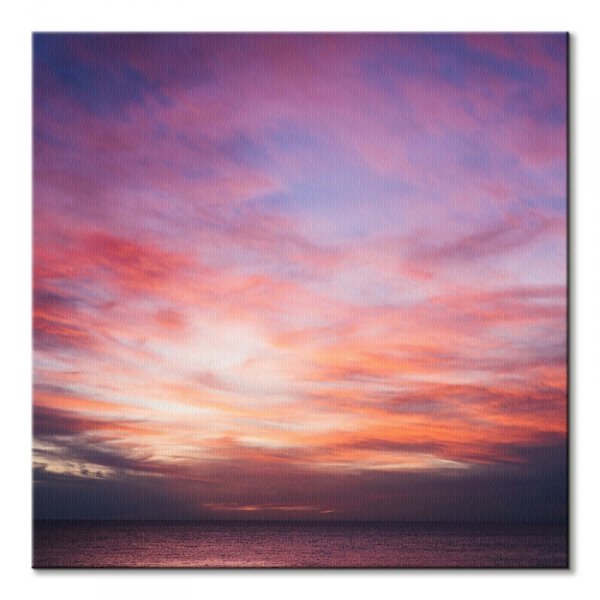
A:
[34, 405, 106, 438]
[33, 426, 567, 522]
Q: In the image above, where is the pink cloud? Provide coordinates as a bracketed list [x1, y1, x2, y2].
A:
[33, 35, 567, 521]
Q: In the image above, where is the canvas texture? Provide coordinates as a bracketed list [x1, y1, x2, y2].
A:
[32, 33, 568, 568]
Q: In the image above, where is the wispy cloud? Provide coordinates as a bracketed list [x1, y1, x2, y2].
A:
[33, 33, 567, 521]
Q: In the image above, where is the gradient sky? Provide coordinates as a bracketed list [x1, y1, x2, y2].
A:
[33, 33, 567, 522]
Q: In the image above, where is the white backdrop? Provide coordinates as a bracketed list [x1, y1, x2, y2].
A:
[2, 1, 598, 598]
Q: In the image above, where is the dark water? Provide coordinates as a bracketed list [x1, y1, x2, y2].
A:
[33, 520, 568, 568]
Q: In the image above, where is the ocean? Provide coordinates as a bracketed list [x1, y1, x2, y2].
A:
[33, 520, 568, 568]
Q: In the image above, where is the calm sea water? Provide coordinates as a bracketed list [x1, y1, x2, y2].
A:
[33, 520, 568, 568]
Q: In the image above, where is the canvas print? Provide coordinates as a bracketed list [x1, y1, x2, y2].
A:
[33, 33, 568, 568]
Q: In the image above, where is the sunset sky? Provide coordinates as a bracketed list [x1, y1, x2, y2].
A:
[33, 33, 567, 521]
